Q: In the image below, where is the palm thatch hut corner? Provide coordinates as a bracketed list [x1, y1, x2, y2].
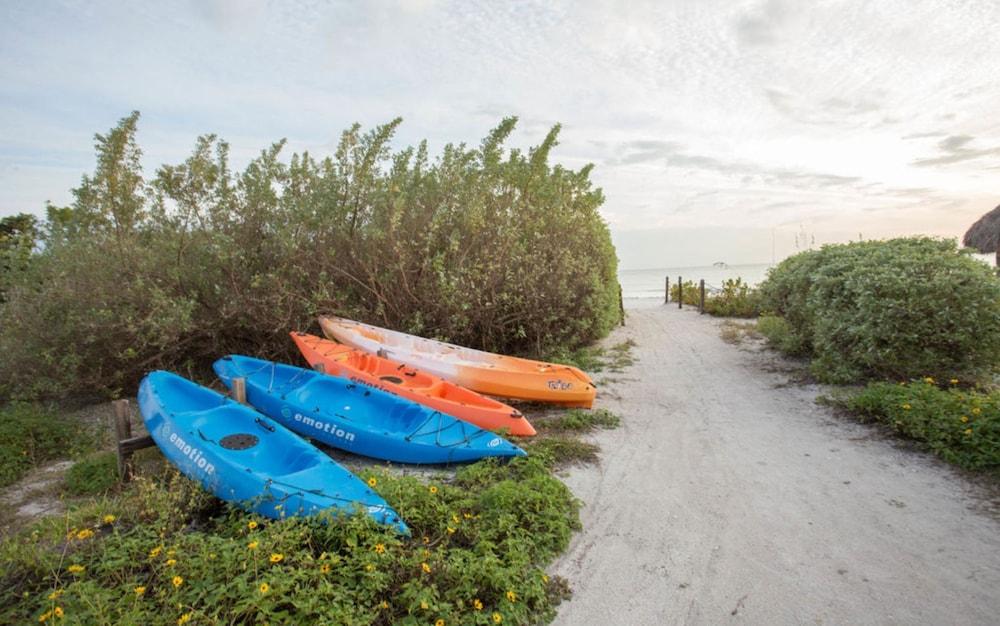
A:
[962, 203, 1000, 268]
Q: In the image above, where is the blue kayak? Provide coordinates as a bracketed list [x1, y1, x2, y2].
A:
[213, 355, 527, 464]
[138, 371, 408, 533]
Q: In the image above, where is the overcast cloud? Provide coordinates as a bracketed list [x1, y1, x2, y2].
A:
[2, 0, 999, 267]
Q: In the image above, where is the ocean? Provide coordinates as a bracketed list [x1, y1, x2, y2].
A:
[618, 263, 773, 300]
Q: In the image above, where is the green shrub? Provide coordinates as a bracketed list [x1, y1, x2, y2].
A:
[670, 280, 700, 305]
[756, 315, 807, 355]
[840, 379, 1000, 471]
[65, 451, 118, 496]
[537, 408, 621, 433]
[758, 238, 1000, 384]
[0, 403, 78, 487]
[0, 113, 619, 401]
[703, 278, 761, 318]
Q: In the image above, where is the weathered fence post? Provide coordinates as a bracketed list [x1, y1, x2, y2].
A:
[112, 399, 154, 482]
[699, 279, 706, 314]
[232, 377, 247, 405]
[664, 276, 669, 304]
[678, 276, 683, 309]
[618, 284, 626, 326]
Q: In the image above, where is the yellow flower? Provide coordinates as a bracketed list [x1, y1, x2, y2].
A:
[167, 549, 176, 557]
[172, 576, 183, 588]
[379, 601, 389, 609]
[38, 610, 52, 623]
[47, 590, 63, 600]
[961, 415, 969, 423]
[506, 590, 517, 602]
[447, 527, 456, 534]
[365, 564, 375, 572]
[177, 613, 191, 625]
[166, 559, 177, 567]
[964, 428, 973, 436]
[374, 543, 386, 554]
[923, 377, 935, 384]
[270, 553, 284, 563]
[473, 599, 483, 611]
[75, 529, 94, 540]
[320, 563, 331, 574]
[134, 586, 146, 596]
[463, 512, 472, 519]
[950, 379, 959, 385]
[421, 562, 431, 573]
[420, 600, 429, 610]
[53, 607, 63, 618]
[435, 620, 445, 626]
[901, 404, 911, 410]
[972, 407, 982, 415]
[248, 540, 259, 550]
[542, 574, 549, 583]
[368, 477, 377, 487]
[493, 613, 503, 623]
[248, 520, 258, 530]
[149, 546, 162, 558]
[429, 485, 438, 494]
[259, 582, 270, 594]
[103, 514, 116, 524]
[67, 565, 84, 574]
[451, 514, 460, 524]
[422, 536, 430, 545]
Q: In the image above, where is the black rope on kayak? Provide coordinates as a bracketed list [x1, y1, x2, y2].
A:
[261, 477, 393, 510]
[403, 410, 492, 448]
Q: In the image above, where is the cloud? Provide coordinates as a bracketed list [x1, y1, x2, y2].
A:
[912, 134, 1000, 167]
[735, 0, 791, 47]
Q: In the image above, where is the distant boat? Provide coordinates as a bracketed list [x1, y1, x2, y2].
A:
[713, 261, 728, 268]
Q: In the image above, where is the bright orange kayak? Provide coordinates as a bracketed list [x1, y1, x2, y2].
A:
[317, 316, 597, 408]
[291, 332, 537, 436]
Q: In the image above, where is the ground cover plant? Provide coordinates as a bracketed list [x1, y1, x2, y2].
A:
[0, 112, 619, 402]
[1, 455, 579, 625]
[0, 403, 87, 487]
[834, 379, 1000, 472]
[670, 278, 760, 317]
[757, 238, 1000, 384]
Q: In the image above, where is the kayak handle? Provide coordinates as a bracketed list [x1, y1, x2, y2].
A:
[255, 418, 276, 433]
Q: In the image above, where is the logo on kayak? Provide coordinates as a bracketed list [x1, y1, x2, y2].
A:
[291, 411, 357, 442]
[280, 406, 292, 419]
[349, 376, 392, 395]
[487, 437, 502, 448]
[168, 432, 215, 475]
[546, 379, 572, 390]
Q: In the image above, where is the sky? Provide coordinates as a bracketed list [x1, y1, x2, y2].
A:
[2, 0, 999, 269]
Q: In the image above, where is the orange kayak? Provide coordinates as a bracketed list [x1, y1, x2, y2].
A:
[290, 332, 537, 436]
[317, 316, 597, 408]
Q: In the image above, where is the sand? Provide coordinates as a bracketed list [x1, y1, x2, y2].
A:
[552, 303, 1000, 625]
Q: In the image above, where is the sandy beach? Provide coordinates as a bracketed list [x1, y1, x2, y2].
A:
[552, 303, 1000, 625]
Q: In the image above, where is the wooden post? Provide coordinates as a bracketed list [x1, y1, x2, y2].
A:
[112, 400, 131, 480]
[664, 276, 669, 304]
[232, 377, 247, 405]
[618, 284, 626, 326]
[699, 279, 706, 314]
[678, 276, 683, 309]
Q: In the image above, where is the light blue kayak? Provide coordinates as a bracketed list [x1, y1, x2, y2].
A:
[213, 355, 527, 464]
[138, 370, 408, 533]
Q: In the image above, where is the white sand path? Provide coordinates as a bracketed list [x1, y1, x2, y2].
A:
[552, 303, 1000, 625]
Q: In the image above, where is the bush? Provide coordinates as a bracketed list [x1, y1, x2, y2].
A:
[0, 403, 78, 487]
[65, 451, 118, 496]
[841, 379, 1000, 471]
[756, 315, 807, 355]
[702, 278, 761, 318]
[0, 113, 619, 401]
[758, 238, 1000, 384]
[0, 457, 579, 625]
[669, 280, 700, 306]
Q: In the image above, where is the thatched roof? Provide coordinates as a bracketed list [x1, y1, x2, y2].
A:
[962, 204, 1000, 253]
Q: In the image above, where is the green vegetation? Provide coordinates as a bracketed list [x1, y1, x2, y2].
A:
[702, 278, 761, 318]
[64, 451, 118, 496]
[0, 403, 80, 487]
[1, 457, 578, 625]
[672, 278, 761, 318]
[758, 238, 1000, 384]
[0, 112, 619, 402]
[536, 408, 621, 433]
[548, 339, 635, 374]
[755, 315, 805, 355]
[834, 379, 1000, 471]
